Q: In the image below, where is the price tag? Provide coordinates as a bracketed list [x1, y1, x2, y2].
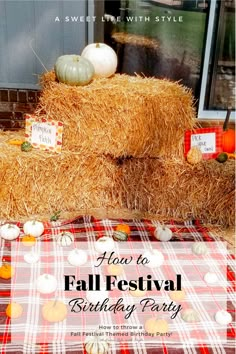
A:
[25, 114, 63, 153]
[185, 127, 223, 159]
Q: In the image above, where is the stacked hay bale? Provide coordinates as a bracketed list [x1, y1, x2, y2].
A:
[0, 73, 234, 225]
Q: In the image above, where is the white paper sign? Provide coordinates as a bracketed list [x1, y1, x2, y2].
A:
[191, 132, 216, 153]
[31, 122, 57, 147]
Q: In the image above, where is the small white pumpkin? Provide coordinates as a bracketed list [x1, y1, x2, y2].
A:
[36, 274, 57, 294]
[192, 242, 208, 256]
[95, 237, 115, 253]
[24, 251, 40, 264]
[81, 43, 117, 78]
[67, 249, 88, 267]
[23, 220, 44, 238]
[181, 308, 200, 323]
[0, 224, 20, 240]
[57, 231, 74, 247]
[86, 288, 108, 305]
[154, 224, 173, 242]
[204, 272, 218, 285]
[215, 310, 232, 325]
[84, 333, 109, 354]
[143, 249, 164, 268]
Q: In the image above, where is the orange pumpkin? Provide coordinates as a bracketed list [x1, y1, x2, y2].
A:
[115, 224, 131, 236]
[0, 262, 15, 279]
[22, 235, 36, 247]
[222, 109, 235, 153]
[144, 318, 169, 334]
[42, 299, 67, 323]
[222, 129, 235, 153]
[6, 302, 23, 318]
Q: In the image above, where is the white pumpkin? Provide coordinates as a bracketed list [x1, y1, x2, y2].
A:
[84, 333, 109, 354]
[86, 288, 108, 305]
[143, 249, 164, 268]
[215, 310, 232, 325]
[67, 249, 88, 267]
[23, 220, 44, 238]
[0, 224, 20, 240]
[192, 242, 208, 256]
[204, 272, 218, 285]
[154, 224, 173, 242]
[36, 274, 57, 294]
[24, 252, 40, 264]
[95, 236, 115, 253]
[81, 43, 117, 78]
[181, 308, 200, 323]
[57, 231, 74, 247]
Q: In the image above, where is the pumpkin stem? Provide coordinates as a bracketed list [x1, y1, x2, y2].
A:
[53, 299, 58, 307]
[95, 43, 100, 48]
[223, 108, 232, 131]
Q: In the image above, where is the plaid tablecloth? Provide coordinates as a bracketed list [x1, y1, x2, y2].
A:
[0, 216, 235, 354]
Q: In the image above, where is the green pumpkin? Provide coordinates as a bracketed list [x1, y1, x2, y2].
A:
[54, 55, 94, 86]
[21, 142, 32, 152]
[112, 230, 128, 242]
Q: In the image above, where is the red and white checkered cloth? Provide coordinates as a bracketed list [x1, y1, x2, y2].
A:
[0, 216, 235, 354]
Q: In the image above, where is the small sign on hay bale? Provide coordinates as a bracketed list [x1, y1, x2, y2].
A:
[37, 72, 196, 159]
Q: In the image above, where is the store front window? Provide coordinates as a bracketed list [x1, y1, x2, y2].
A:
[101, 0, 235, 120]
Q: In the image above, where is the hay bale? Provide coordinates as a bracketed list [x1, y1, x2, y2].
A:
[37, 72, 196, 159]
[117, 158, 235, 226]
[0, 132, 119, 221]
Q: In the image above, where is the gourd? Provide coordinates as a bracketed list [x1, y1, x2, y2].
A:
[192, 242, 208, 255]
[81, 43, 118, 78]
[112, 230, 128, 242]
[215, 310, 232, 325]
[23, 220, 44, 238]
[6, 302, 23, 318]
[22, 235, 36, 247]
[0, 262, 15, 279]
[187, 146, 202, 165]
[67, 249, 88, 266]
[8, 139, 25, 146]
[24, 251, 40, 264]
[169, 289, 186, 302]
[144, 318, 169, 334]
[181, 308, 200, 323]
[55, 55, 94, 86]
[36, 274, 57, 294]
[95, 236, 115, 253]
[57, 231, 74, 247]
[222, 109, 235, 153]
[84, 333, 110, 354]
[42, 299, 67, 323]
[216, 152, 228, 163]
[0, 224, 20, 240]
[143, 249, 164, 268]
[154, 224, 172, 242]
[21, 141, 32, 152]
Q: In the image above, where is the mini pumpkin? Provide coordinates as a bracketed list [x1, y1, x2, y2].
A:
[23, 220, 44, 238]
[86, 288, 108, 305]
[21, 235, 36, 247]
[42, 299, 67, 323]
[215, 310, 232, 325]
[6, 302, 23, 318]
[187, 146, 202, 165]
[81, 42, 117, 78]
[107, 264, 123, 276]
[57, 231, 74, 247]
[21, 141, 32, 152]
[95, 236, 115, 253]
[115, 224, 131, 236]
[0, 224, 20, 241]
[144, 318, 169, 334]
[67, 249, 88, 266]
[129, 289, 146, 297]
[222, 109, 235, 153]
[55, 55, 94, 86]
[143, 249, 164, 268]
[0, 262, 15, 279]
[84, 332, 110, 354]
[112, 230, 128, 242]
[169, 289, 186, 302]
[24, 251, 40, 264]
[192, 242, 208, 256]
[36, 274, 57, 294]
[154, 224, 172, 242]
[181, 308, 200, 323]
